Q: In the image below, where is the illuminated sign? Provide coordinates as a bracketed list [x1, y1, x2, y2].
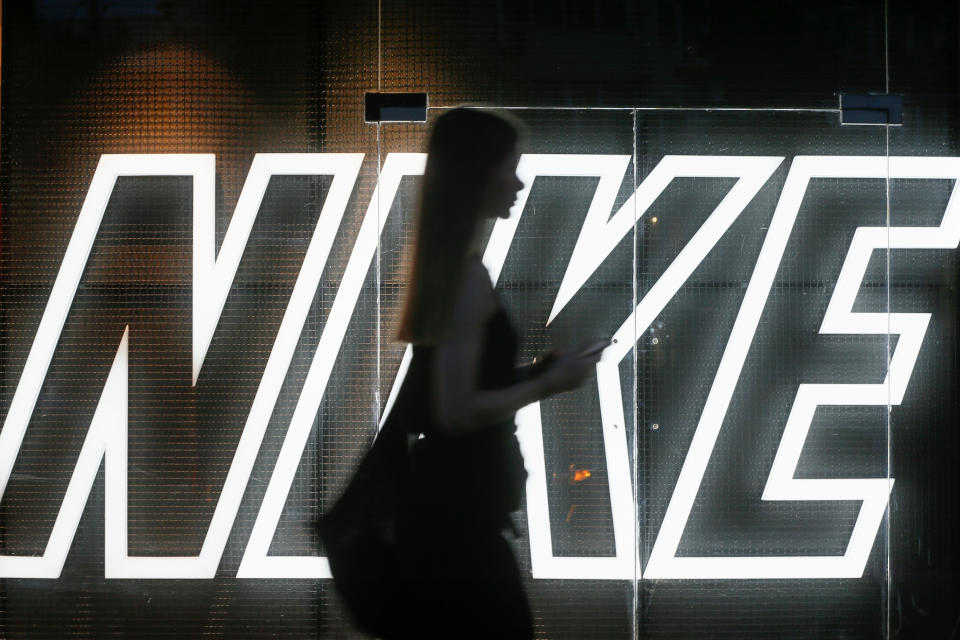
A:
[1, 153, 956, 580]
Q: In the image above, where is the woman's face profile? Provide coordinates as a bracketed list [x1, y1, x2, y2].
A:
[481, 149, 524, 220]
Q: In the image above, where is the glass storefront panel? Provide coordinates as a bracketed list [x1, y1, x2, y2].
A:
[2, 0, 957, 638]
[887, 1, 960, 636]
[634, 110, 888, 638]
[379, 0, 886, 108]
[378, 108, 639, 639]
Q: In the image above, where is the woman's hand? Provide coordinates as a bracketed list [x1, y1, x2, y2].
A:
[537, 340, 606, 397]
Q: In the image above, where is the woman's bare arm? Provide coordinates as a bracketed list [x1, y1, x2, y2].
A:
[432, 260, 597, 436]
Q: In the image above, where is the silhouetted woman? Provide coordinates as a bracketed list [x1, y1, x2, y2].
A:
[390, 107, 604, 639]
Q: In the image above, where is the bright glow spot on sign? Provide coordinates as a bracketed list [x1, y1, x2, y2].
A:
[571, 468, 592, 483]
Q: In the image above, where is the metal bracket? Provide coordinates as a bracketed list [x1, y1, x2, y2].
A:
[840, 94, 903, 125]
[364, 92, 428, 123]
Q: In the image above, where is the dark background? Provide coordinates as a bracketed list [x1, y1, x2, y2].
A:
[1, 0, 958, 638]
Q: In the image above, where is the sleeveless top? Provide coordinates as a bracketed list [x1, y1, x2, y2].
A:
[391, 301, 528, 530]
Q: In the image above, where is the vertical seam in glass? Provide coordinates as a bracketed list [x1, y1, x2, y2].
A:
[884, 123, 893, 640]
[376, 123, 382, 435]
[884, 0, 890, 94]
[884, 0, 892, 635]
[376, 0, 383, 434]
[377, 0, 382, 91]
[631, 107, 640, 640]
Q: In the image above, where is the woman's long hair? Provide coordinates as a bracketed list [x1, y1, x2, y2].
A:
[396, 108, 522, 345]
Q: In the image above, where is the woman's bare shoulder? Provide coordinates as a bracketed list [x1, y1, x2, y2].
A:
[449, 257, 496, 330]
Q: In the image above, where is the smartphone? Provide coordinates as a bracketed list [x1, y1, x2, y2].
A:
[577, 337, 612, 358]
